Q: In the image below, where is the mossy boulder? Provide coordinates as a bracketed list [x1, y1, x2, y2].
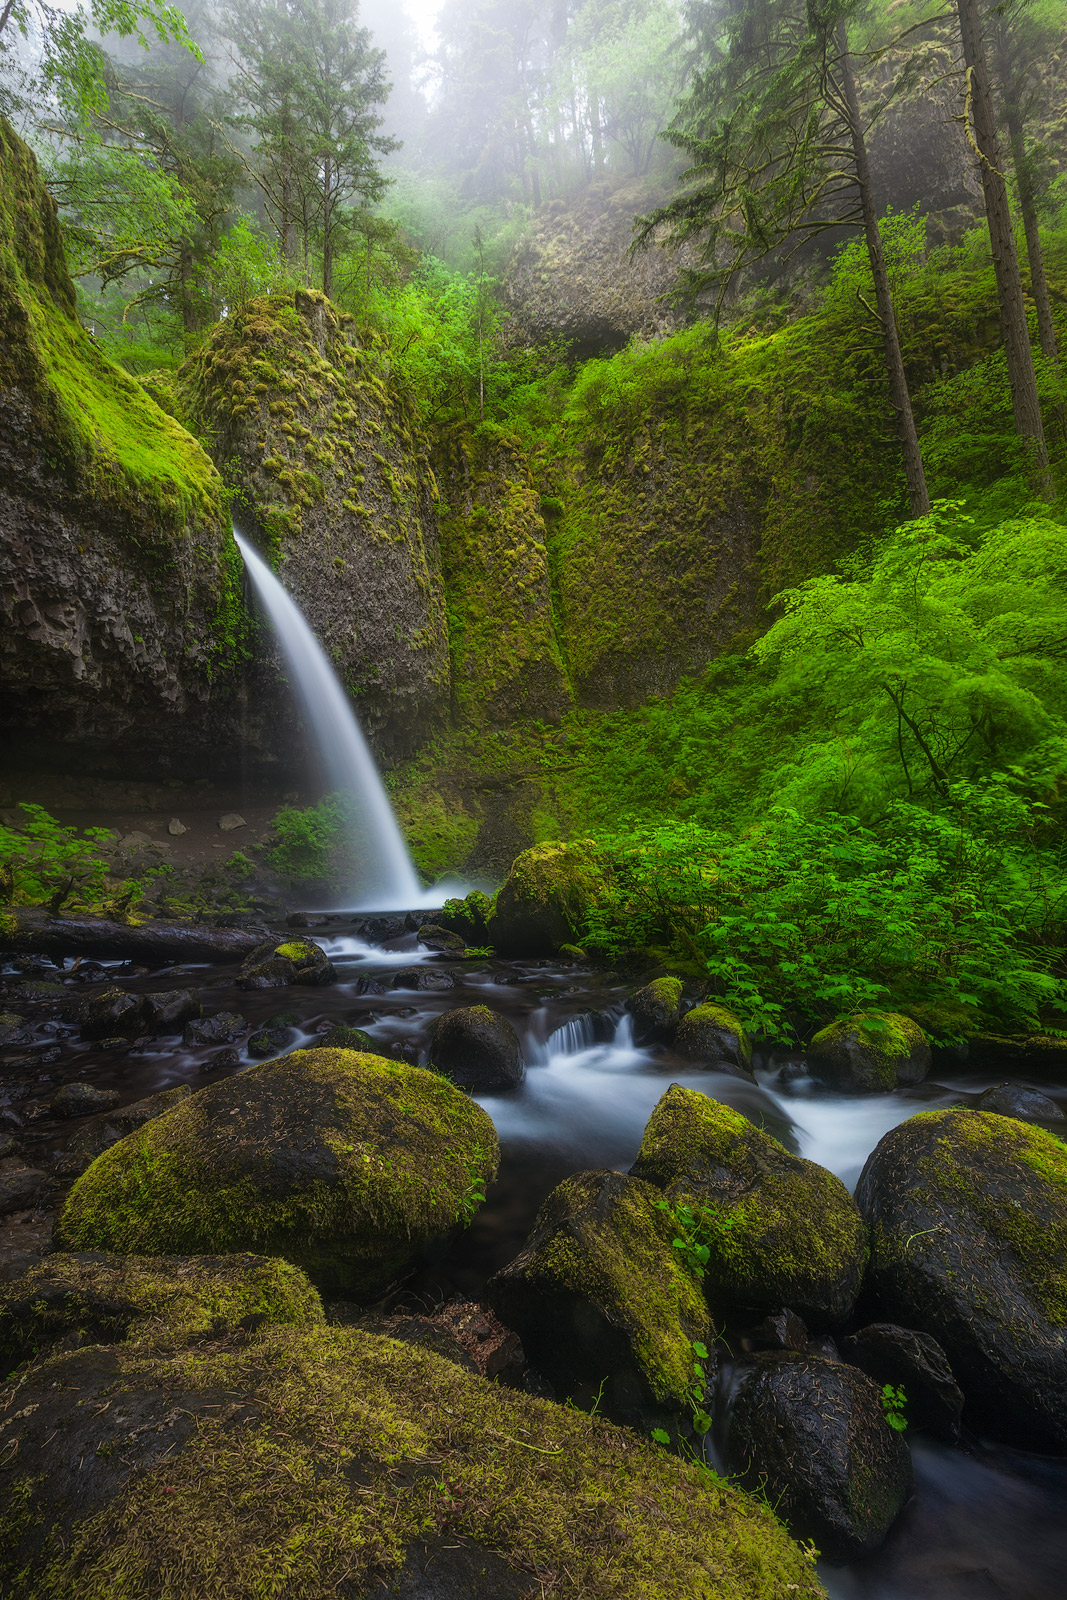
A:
[488, 1168, 711, 1437]
[318, 1022, 375, 1052]
[855, 1108, 1067, 1450]
[0, 1251, 322, 1376]
[806, 1013, 930, 1093]
[439, 889, 492, 941]
[630, 1086, 868, 1326]
[0, 1323, 826, 1600]
[725, 1353, 913, 1561]
[237, 937, 335, 989]
[487, 840, 607, 956]
[53, 1049, 499, 1298]
[80, 987, 152, 1041]
[627, 975, 684, 1044]
[0, 119, 240, 778]
[416, 922, 467, 954]
[426, 1004, 525, 1091]
[673, 1003, 753, 1076]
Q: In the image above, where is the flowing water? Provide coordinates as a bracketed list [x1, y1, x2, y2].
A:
[235, 530, 432, 910]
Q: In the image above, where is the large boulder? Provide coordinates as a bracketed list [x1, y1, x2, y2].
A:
[0, 1251, 322, 1376]
[672, 1003, 753, 1076]
[627, 976, 683, 1044]
[439, 889, 492, 942]
[0, 120, 242, 780]
[54, 1049, 499, 1297]
[630, 1085, 868, 1326]
[178, 289, 450, 757]
[806, 1013, 930, 1093]
[80, 987, 151, 1041]
[855, 1108, 1067, 1449]
[488, 1169, 711, 1438]
[725, 1353, 913, 1561]
[426, 1005, 525, 1092]
[487, 841, 607, 956]
[0, 1324, 825, 1600]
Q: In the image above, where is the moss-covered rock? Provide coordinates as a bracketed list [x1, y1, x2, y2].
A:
[179, 289, 450, 757]
[0, 1251, 322, 1375]
[855, 1108, 1067, 1449]
[427, 1004, 525, 1091]
[725, 1353, 913, 1562]
[237, 936, 335, 989]
[806, 1012, 930, 1093]
[0, 118, 241, 779]
[318, 1023, 375, 1052]
[0, 1323, 826, 1600]
[487, 839, 607, 955]
[488, 1168, 711, 1437]
[53, 1049, 499, 1297]
[627, 975, 684, 1044]
[673, 1003, 752, 1076]
[631, 1086, 868, 1326]
[439, 888, 492, 941]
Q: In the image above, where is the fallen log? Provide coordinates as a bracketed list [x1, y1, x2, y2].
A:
[1, 908, 268, 964]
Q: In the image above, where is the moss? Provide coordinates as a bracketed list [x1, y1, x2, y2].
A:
[273, 939, 318, 963]
[808, 1012, 928, 1092]
[631, 1086, 868, 1325]
[676, 1003, 752, 1068]
[0, 1252, 323, 1375]
[53, 1049, 500, 1296]
[488, 839, 608, 955]
[0, 1324, 826, 1600]
[646, 976, 684, 1010]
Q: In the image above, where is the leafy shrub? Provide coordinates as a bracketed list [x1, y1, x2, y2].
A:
[266, 795, 354, 887]
[0, 804, 149, 913]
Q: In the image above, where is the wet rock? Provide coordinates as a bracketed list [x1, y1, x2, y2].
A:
[488, 1169, 711, 1438]
[238, 938, 335, 990]
[218, 813, 246, 831]
[487, 842, 606, 956]
[673, 1003, 752, 1076]
[142, 988, 202, 1034]
[51, 1082, 122, 1119]
[55, 1049, 499, 1298]
[109, 1085, 193, 1136]
[806, 1013, 930, 1094]
[0, 1324, 820, 1600]
[630, 1084, 868, 1326]
[318, 1024, 375, 1052]
[390, 967, 455, 992]
[626, 976, 683, 1044]
[167, 817, 187, 836]
[749, 1309, 810, 1352]
[839, 1323, 964, 1440]
[80, 987, 151, 1042]
[183, 1012, 246, 1047]
[285, 911, 311, 928]
[856, 1108, 1067, 1449]
[203, 1047, 240, 1073]
[416, 923, 467, 955]
[438, 890, 492, 943]
[247, 1026, 293, 1059]
[434, 1301, 525, 1384]
[0, 1158, 46, 1215]
[726, 1352, 912, 1561]
[977, 1082, 1064, 1123]
[0, 1251, 323, 1374]
[427, 1006, 525, 1092]
[0, 1012, 31, 1047]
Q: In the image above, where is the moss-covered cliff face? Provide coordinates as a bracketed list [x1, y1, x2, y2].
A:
[435, 424, 572, 727]
[0, 119, 240, 777]
[179, 291, 450, 756]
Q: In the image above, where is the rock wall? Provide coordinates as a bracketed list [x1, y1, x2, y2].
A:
[0, 119, 242, 778]
[179, 291, 451, 758]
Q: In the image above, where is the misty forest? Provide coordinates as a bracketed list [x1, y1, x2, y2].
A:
[1, 0, 1067, 1593]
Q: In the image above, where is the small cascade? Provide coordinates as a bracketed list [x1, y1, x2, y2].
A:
[235, 529, 424, 910]
[545, 1012, 601, 1058]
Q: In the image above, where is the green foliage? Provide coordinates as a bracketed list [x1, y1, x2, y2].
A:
[266, 793, 354, 887]
[880, 1383, 908, 1432]
[0, 804, 150, 913]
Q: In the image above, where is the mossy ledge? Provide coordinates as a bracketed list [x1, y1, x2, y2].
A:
[0, 1324, 826, 1600]
[53, 1049, 499, 1296]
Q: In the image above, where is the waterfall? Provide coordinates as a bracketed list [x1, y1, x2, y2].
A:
[234, 529, 424, 910]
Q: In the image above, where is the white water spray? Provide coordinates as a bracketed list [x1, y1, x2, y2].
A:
[235, 529, 424, 910]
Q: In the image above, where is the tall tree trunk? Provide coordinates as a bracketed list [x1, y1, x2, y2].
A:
[588, 83, 604, 174]
[322, 158, 333, 299]
[956, 0, 1052, 497]
[993, 21, 1060, 372]
[837, 24, 930, 517]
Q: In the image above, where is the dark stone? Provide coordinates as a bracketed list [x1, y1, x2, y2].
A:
[806, 1013, 930, 1094]
[806, 1335, 840, 1362]
[839, 1323, 964, 1440]
[855, 1108, 1067, 1449]
[247, 1027, 293, 1059]
[238, 937, 335, 991]
[726, 1352, 912, 1561]
[319, 1024, 375, 1053]
[391, 968, 455, 992]
[109, 1086, 193, 1136]
[50, 1082, 122, 1119]
[80, 988, 151, 1042]
[183, 1012, 246, 1047]
[417, 924, 467, 955]
[142, 988, 202, 1034]
[0, 1158, 46, 1215]
[749, 1309, 809, 1352]
[427, 1006, 524, 1092]
[286, 912, 311, 928]
[203, 1047, 240, 1073]
[977, 1083, 1064, 1123]
[626, 976, 683, 1045]
[672, 1004, 752, 1076]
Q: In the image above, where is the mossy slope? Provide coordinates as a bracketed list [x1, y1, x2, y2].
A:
[0, 1323, 826, 1600]
[54, 1049, 499, 1296]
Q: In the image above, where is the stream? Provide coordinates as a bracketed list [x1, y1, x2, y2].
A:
[4, 919, 1067, 1600]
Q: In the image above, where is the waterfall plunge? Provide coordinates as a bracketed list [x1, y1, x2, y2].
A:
[235, 530, 425, 910]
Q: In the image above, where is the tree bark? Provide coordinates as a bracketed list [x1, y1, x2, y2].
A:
[956, 0, 1052, 497]
[993, 21, 1060, 372]
[2, 908, 265, 963]
[837, 24, 930, 517]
